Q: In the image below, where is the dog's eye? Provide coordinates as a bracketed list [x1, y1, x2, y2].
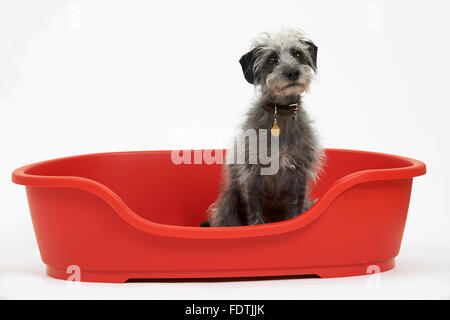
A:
[292, 49, 303, 59]
[266, 55, 278, 65]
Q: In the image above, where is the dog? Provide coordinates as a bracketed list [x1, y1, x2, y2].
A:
[206, 28, 324, 227]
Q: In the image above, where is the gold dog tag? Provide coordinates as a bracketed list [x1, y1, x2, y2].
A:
[271, 106, 280, 137]
[271, 120, 280, 137]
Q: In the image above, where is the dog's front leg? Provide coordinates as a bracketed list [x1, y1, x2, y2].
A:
[245, 172, 265, 225]
[290, 173, 308, 218]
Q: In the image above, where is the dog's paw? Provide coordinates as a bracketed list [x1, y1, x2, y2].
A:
[200, 220, 211, 227]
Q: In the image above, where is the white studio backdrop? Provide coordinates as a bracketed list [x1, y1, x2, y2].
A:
[1, 0, 449, 299]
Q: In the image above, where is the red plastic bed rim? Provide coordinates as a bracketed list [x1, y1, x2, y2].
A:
[12, 149, 425, 239]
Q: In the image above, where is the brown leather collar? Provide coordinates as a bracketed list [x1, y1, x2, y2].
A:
[262, 100, 299, 117]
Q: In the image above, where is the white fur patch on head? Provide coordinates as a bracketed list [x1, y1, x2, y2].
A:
[251, 27, 310, 51]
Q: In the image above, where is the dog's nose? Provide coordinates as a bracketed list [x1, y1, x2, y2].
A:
[284, 69, 300, 81]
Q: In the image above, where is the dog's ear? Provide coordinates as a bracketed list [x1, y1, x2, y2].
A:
[239, 49, 258, 84]
[303, 41, 318, 71]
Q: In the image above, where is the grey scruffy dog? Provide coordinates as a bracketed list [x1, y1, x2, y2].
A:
[206, 28, 324, 227]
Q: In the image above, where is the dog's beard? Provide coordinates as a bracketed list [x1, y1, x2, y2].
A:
[262, 85, 304, 105]
[262, 75, 309, 105]
[277, 83, 307, 96]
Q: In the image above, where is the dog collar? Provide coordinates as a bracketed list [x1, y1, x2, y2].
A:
[262, 101, 299, 117]
[262, 100, 299, 137]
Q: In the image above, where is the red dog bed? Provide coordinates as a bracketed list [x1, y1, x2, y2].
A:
[12, 149, 426, 282]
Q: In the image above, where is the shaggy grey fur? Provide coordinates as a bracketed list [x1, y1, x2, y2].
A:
[208, 28, 324, 227]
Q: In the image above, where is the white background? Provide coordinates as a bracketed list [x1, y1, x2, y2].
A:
[1, 0, 449, 299]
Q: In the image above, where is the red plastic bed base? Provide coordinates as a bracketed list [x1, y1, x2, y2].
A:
[12, 149, 425, 283]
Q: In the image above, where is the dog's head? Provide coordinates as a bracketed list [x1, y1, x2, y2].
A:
[239, 28, 317, 105]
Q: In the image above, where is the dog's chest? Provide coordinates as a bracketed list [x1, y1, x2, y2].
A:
[261, 152, 301, 193]
[279, 152, 297, 170]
